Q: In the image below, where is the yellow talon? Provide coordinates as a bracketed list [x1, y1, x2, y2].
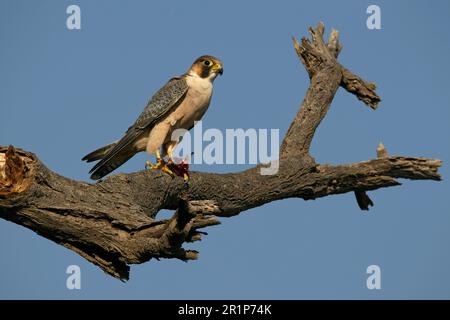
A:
[145, 161, 153, 169]
[161, 166, 175, 177]
[146, 157, 175, 178]
[182, 173, 190, 189]
[145, 159, 164, 169]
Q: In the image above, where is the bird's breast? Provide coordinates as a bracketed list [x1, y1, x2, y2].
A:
[168, 75, 213, 129]
[185, 74, 213, 106]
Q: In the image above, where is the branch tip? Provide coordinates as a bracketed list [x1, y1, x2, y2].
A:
[377, 142, 388, 158]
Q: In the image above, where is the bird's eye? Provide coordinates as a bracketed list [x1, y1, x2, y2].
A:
[203, 60, 211, 66]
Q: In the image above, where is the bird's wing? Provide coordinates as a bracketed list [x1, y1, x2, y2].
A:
[89, 76, 189, 180]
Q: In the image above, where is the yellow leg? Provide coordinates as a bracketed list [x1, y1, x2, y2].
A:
[165, 142, 177, 165]
[167, 143, 175, 158]
[145, 149, 175, 176]
[145, 150, 163, 169]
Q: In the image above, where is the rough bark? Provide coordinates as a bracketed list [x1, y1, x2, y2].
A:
[0, 23, 442, 280]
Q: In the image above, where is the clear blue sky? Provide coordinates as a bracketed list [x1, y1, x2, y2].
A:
[1, 0, 449, 299]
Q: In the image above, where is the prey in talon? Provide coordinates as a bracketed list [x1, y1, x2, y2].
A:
[166, 157, 190, 185]
[82, 55, 223, 181]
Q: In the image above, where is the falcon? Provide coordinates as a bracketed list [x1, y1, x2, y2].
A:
[82, 55, 223, 182]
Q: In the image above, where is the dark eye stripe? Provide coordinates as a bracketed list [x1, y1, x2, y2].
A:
[200, 66, 210, 78]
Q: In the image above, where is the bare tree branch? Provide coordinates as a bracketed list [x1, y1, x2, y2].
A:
[0, 23, 441, 280]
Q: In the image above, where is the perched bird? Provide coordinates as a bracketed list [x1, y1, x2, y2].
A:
[82, 55, 223, 181]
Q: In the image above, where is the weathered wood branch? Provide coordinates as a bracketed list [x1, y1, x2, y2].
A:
[0, 23, 441, 280]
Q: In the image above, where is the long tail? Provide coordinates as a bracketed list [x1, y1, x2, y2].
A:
[82, 142, 117, 163]
[82, 142, 133, 180]
[89, 152, 134, 180]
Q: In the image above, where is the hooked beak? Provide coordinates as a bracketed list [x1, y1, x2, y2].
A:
[213, 63, 223, 75]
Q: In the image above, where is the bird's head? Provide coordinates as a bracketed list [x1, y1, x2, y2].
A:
[189, 55, 223, 81]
